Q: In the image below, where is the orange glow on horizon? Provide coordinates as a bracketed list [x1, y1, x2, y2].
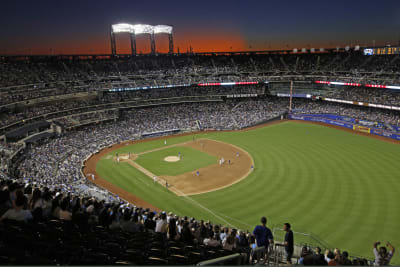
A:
[1, 30, 249, 55]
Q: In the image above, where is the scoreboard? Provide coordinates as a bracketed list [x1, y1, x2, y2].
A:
[363, 47, 400, 55]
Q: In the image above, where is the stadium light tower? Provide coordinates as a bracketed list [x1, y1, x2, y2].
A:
[110, 23, 174, 56]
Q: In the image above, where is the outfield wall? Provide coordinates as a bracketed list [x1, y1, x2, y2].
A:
[289, 114, 400, 141]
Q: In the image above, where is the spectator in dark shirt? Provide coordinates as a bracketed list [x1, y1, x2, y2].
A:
[252, 216, 274, 263]
[283, 222, 294, 264]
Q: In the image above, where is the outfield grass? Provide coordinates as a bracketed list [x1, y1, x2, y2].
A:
[134, 146, 217, 176]
[96, 121, 400, 263]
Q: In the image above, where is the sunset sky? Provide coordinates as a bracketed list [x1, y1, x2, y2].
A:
[1, 0, 399, 55]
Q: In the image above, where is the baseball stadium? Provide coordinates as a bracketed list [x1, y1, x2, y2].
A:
[1, 2, 400, 265]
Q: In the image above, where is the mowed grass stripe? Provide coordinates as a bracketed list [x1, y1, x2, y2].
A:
[96, 122, 400, 263]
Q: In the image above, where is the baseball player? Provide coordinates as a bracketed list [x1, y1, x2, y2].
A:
[178, 152, 181, 159]
[236, 152, 239, 157]
[153, 176, 157, 184]
[164, 139, 167, 145]
[196, 171, 200, 176]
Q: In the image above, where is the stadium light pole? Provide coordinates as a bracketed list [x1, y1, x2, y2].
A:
[110, 27, 117, 56]
[130, 32, 136, 56]
[150, 33, 156, 55]
[169, 31, 174, 54]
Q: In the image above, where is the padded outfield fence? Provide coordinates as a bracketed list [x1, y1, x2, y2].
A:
[289, 114, 400, 141]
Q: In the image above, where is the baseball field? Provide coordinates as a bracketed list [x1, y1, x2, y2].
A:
[84, 121, 400, 263]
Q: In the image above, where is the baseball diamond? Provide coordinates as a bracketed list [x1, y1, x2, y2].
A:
[82, 120, 400, 262]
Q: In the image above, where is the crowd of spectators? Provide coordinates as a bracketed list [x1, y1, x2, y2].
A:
[325, 87, 400, 107]
[0, 175, 391, 265]
[1, 52, 400, 106]
[0, 84, 263, 133]
[57, 110, 119, 129]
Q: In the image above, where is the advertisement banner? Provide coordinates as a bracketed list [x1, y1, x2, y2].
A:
[370, 129, 400, 140]
[353, 125, 371, 134]
[289, 114, 354, 129]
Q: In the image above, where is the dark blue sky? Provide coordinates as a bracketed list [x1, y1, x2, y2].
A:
[1, 0, 399, 54]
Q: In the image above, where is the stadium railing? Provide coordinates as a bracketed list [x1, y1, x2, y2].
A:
[196, 253, 246, 266]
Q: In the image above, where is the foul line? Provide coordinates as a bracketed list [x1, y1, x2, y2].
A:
[172, 186, 237, 229]
[214, 211, 253, 228]
[135, 140, 193, 156]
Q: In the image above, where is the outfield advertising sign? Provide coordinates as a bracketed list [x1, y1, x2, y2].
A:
[289, 114, 354, 129]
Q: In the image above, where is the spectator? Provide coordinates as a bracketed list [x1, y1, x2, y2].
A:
[167, 217, 179, 240]
[180, 221, 194, 244]
[203, 232, 221, 247]
[222, 229, 237, 251]
[299, 246, 312, 265]
[373, 241, 395, 266]
[283, 222, 294, 264]
[155, 212, 168, 233]
[0, 194, 32, 222]
[58, 198, 72, 221]
[325, 249, 334, 264]
[0, 189, 11, 217]
[341, 251, 352, 265]
[253, 216, 274, 249]
[252, 216, 274, 262]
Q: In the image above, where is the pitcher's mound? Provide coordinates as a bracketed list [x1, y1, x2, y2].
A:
[164, 156, 180, 162]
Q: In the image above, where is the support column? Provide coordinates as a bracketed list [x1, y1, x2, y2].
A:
[110, 30, 116, 56]
[130, 33, 136, 56]
[168, 33, 174, 54]
[150, 33, 156, 55]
